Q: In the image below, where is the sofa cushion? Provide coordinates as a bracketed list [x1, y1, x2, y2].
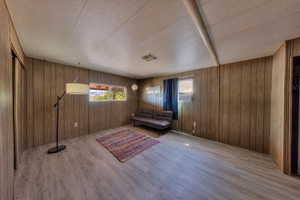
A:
[153, 110, 173, 121]
[135, 109, 153, 118]
[132, 116, 170, 127]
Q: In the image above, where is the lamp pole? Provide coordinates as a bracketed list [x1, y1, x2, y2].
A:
[47, 83, 89, 154]
[48, 91, 66, 154]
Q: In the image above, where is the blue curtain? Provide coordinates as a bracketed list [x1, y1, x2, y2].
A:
[163, 78, 178, 120]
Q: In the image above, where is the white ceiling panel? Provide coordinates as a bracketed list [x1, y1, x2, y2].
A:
[7, 0, 85, 62]
[7, 0, 213, 78]
[69, 0, 213, 77]
[198, 0, 300, 64]
[6, 0, 300, 78]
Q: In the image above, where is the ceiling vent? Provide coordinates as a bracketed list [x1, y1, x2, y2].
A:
[142, 53, 157, 62]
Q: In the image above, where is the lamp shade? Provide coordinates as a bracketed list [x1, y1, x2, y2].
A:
[66, 83, 89, 95]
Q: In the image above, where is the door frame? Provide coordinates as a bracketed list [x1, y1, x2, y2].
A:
[11, 49, 26, 170]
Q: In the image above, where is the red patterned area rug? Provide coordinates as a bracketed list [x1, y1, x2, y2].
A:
[96, 129, 160, 162]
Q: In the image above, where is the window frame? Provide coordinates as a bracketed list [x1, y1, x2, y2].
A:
[89, 83, 127, 102]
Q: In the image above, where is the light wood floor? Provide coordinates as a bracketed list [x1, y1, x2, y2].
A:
[15, 126, 300, 200]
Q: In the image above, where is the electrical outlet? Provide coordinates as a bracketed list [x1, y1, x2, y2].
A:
[74, 122, 78, 127]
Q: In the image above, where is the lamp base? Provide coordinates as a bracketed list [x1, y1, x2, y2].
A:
[47, 145, 66, 154]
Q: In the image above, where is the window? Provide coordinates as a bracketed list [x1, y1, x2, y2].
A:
[111, 86, 127, 101]
[89, 83, 127, 102]
[178, 79, 193, 101]
[143, 86, 161, 106]
[145, 86, 160, 95]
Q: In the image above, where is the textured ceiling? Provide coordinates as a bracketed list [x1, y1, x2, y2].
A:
[7, 0, 300, 78]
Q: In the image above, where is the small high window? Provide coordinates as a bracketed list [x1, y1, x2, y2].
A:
[89, 83, 127, 102]
[178, 79, 193, 101]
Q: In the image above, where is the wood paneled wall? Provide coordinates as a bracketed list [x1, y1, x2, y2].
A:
[25, 57, 137, 148]
[138, 57, 272, 154]
[0, 0, 14, 199]
[219, 58, 272, 153]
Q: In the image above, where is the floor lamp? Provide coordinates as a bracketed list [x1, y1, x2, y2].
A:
[48, 83, 90, 154]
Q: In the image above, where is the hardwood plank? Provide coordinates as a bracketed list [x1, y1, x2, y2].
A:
[256, 59, 266, 153]
[25, 58, 34, 148]
[73, 68, 80, 138]
[219, 65, 225, 143]
[21, 66, 27, 152]
[14, 126, 300, 200]
[201, 69, 208, 138]
[209, 67, 219, 141]
[88, 70, 98, 133]
[78, 68, 89, 136]
[192, 71, 201, 136]
[264, 57, 272, 154]
[229, 64, 241, 146]
[240, 61, 251, 149]
[207, 68, 214, 139]
[44, 61, 55, 144]
[102, 72, 113, 130]
[64, 66, 75, 139]
[182, 101, 193, 134]
[220, 64, 231, 144]
[250, 61, 258, 151]
[33, 59, 45, 146]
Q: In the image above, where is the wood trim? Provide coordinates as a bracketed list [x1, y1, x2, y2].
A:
[270, 43, 286, 171]
[5, 0, 25, 65]
[182, 0, 220, 66]
[12, 58, 26, 169]
[12, 51, 25, 69]
[284, 40, 292, 174]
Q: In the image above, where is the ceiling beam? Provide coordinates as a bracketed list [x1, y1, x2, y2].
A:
[182, 0, 220, 66]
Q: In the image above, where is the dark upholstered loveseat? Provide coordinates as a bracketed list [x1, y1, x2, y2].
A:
[132, 109, 173, 130]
